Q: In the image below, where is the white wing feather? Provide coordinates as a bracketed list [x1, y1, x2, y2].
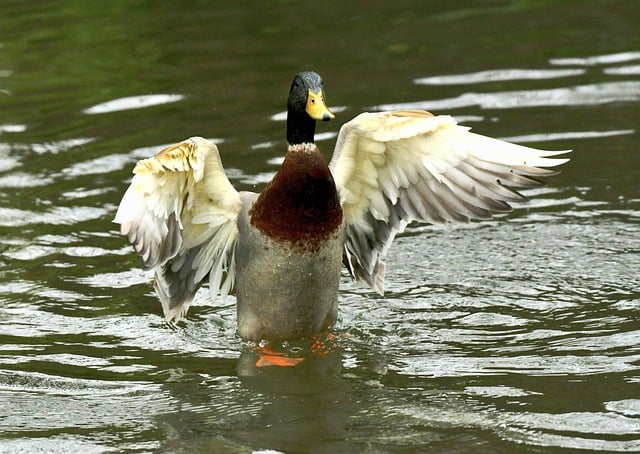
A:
[114, 136, 241, 321]
[329, 110, 570, 294]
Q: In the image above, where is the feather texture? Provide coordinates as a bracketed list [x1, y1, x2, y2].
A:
[114, 137, 241, 321]
[329, 110, 570, 294]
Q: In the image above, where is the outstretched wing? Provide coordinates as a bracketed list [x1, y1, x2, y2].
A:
[114, 136, 242, 321]
[329, 110, 570, 294]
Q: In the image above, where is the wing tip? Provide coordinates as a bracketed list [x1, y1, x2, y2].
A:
[162, 304, 189, 323]
[157, 286, 194, 324]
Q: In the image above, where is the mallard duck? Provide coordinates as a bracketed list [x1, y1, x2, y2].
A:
[114, 71, 569, 341]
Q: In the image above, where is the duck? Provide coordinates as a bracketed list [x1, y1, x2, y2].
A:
[114, 70, 569, 341]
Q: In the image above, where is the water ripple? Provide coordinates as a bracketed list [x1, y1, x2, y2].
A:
[549, 50, 640, 66]
[0, 205, 111, 227]
[414, 68, 585, 85]
[374, 81, 640, 111]
[83, 94, 185, 114]
[605, 64, 640, 75]
[0, 370, 169, 451]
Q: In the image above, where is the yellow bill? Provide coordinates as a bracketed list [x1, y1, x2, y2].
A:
[306, 89, 335, 121]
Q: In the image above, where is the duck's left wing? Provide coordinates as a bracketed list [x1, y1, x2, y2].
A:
[329, 110, 570, 294]
[114, 137, 242, 321]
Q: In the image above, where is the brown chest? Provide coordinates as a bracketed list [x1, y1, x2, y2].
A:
[249, 145, 343, 253]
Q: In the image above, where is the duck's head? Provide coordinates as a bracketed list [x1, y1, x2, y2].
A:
[286, 71, 335, 145]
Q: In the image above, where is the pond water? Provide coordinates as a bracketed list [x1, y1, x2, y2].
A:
[1, 1, 640, 452]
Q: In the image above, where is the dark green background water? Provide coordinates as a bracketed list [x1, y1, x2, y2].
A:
[1, 1, 639, 452]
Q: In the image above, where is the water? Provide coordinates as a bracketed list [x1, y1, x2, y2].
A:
[1, 1, 639, 452]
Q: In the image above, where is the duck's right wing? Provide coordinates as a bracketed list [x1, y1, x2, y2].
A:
[114, 137, 242, 321]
